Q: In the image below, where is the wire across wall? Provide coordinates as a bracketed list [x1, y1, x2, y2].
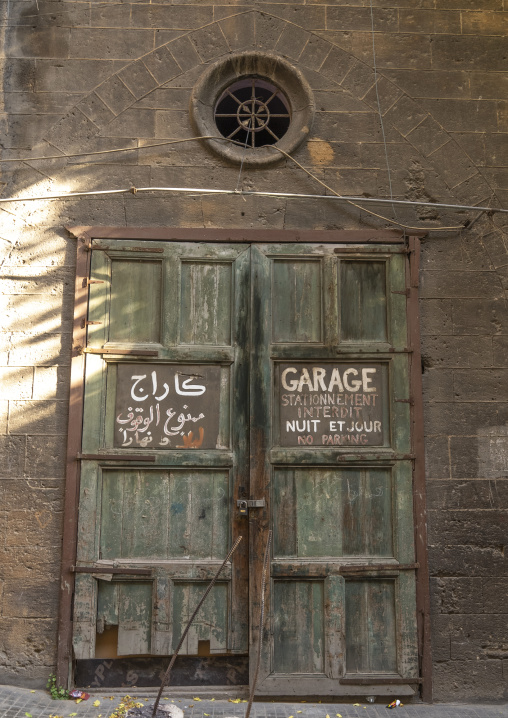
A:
[1, 136, 505, 233]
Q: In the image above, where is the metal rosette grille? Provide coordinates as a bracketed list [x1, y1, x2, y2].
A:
[190, 52, 315, 166]
[214, 78, 291, 149]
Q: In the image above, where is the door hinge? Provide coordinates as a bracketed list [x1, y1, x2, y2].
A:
[395, 398, 414, 406]
[77, 453, 157, 462]
[340, 677, 423, 685]
[83, 348, 159, 357]
[391, 289, 410, 296]
[71, 566, 153, 576]
[89, 246, 164, 253]
[81, 319, 103, 328]
[339, 562, 419, 574]
[83, 278, 105, 287]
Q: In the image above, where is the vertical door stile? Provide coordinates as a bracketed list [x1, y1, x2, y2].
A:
[249, 246, 272, 685]
[326, 574, 346, 679]
[325, 252, 339, 351]
[230, 246, 251, 653]
[57, 235, 91, 685]
[407, 237, 432, 700]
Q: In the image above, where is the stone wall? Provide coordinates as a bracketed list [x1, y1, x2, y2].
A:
[1, 0, 507, 701]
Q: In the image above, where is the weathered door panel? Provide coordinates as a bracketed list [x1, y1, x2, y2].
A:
[98, 469, 229, 561]
[250, 243, 418, 696]
[73, 238, 419, 696]
[73, 241, 250, 662]
[344, 579, 397, 673]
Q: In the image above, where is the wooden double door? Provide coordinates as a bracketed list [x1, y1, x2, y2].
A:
[73, 238, 420, 696]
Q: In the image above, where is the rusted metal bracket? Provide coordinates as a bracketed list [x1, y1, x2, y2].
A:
[464, 209, 486, 231]
[339, 562, 419, 574]
[334, 248, 410, 254]
[77, 453, 157, 462]
[82, 319, 102, 328]
[88, 246, 164, 253]
[83, 278, 105, 286]
[71, 566, 153, 576]
[83, 348, 159, 357]
[395, 397, 414, 406]
[341, 678, 423, 686]
[333, 453, 416, 461]
[391, 289, 410, 296]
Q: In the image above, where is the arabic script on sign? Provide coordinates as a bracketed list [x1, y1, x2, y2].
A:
[114, 364, 221, 449]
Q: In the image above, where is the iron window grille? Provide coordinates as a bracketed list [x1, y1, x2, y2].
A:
[214, 78, 291, 149]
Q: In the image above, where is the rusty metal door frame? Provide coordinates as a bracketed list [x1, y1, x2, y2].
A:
[58, 227, 431, 701]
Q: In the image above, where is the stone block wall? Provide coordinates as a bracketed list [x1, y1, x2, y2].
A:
[420, 227, 508, 700]
[1, 0, 508, 701]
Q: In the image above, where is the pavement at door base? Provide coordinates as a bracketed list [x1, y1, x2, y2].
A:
[1, 686, 507, 718]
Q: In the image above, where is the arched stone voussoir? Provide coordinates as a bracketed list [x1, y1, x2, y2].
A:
[36, 13, 257, 155]
[33, 8, 499, 219]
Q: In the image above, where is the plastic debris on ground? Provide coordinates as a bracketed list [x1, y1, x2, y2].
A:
[69, 690, 90, 701]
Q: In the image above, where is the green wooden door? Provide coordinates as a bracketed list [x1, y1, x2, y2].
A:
[250, 243, 419, 697]
[73, 238, 418, 696]
[73, 240, 250, 662]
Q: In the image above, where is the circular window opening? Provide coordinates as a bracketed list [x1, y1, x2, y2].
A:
[214, 78, 291, 149]
[190, 53, 315, 167]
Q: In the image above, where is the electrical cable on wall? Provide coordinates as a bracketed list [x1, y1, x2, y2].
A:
[1, 8, 502, 233]
[2, 183, 502, 216]
[0, 135, 505, 232]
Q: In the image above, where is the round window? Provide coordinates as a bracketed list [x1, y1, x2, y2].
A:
[214, 78, 291, 149]
[190, 53, 315, 167]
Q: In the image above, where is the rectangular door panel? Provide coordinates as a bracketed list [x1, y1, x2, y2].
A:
[345, 579, 397, 674]
[96, 581, 153, 656]
[273, 467, 393, 560]
[172, 581, 229, 654]
[339, 260, 388, 343]
[99, 469, 229, 561]
[109, 259, 163, 344]
[180, 261, 233, 346]
[273, 580, 325, 674]
[271, 258, 323, 344]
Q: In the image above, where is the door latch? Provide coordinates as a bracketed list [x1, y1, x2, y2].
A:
[237, 498, 265, 516]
